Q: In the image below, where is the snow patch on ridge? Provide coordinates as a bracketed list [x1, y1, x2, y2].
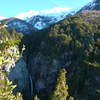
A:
[0, 16, 6, 20]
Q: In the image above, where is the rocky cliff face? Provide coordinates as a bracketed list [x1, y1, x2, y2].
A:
[0, 45, 31, 99]
[26, 52, 72, 96]
[8, 58, 29, 93]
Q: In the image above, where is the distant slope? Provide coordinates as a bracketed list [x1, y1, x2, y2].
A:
[79, 0, 100, 12]
[2, 17, 36, 34]
[78, 10, 100, 24]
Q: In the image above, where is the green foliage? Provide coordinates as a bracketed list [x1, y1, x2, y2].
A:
[69, 97, 74, 100]
[50, 69, 74, 100]
[0, 42, 23, 100]
[45, 33, 72, 58]
[85, 61, 100, 68]
[0, 26, 23, 100]
[0, 22, 23, 42]
[0, 72, 23, 100]
[50, 69, 68, 100]
[0, 40, 20, 66]
[34, 95, 40, 100]
[96, 90, 100, 93]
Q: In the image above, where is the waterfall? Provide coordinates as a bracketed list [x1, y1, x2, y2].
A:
[29, 75, 33, 97]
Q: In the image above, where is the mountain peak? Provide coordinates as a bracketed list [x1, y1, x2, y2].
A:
[79, 0, 100, 12]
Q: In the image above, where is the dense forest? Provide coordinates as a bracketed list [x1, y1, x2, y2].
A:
[0, 11, 100, 100]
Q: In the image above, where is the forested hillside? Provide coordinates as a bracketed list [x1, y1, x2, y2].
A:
[21, 12, 100, 100]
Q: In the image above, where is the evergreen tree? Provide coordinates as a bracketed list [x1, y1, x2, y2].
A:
[0, 72, 23, 100]
[34, 95, 40, 100]
[50, 69, 74, 100]
[50, 69, 68, 100]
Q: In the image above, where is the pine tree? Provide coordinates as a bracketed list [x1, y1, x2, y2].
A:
[34, 95, 40, 100]
[50, 69, 68, 100]
[50, 69, 74, 100]
[0, 72, 23, 100]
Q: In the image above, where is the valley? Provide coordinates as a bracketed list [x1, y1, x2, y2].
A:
[0, 0, 100, 100]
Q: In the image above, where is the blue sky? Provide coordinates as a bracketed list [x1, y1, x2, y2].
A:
[0, 0, 92, 17]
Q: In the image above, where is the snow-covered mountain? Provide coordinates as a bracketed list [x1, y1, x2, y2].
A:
[15, 7, 72, 30]
[79, 0, 100, 12]
[24, 12, 71, 30]
[2, 18, 36, 34]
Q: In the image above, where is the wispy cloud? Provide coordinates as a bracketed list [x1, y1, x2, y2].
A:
[41, 7, 72, 14]
[16, 7, 72, 19]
